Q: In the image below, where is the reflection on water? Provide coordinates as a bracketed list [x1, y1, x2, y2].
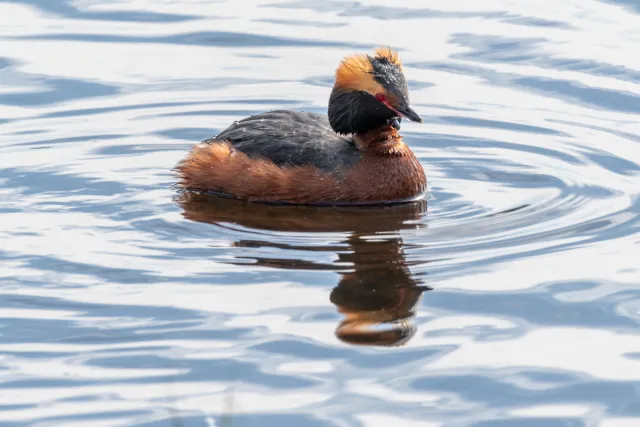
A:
[1, 0, 640, 426]
[329, 235, 430, 347]
[178, 193, 432, 347]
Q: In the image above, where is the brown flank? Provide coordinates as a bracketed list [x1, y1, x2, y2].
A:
[174, 125, 426, 204]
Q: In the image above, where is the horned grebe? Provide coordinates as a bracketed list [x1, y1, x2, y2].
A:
[174, 47, 426, 205]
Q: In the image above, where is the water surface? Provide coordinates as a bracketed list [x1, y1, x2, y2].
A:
[1, 0, 640, 426]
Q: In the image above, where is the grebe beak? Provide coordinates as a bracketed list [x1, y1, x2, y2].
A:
[396, 105, 423, 123]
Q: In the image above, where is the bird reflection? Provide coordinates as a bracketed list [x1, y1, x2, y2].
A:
[176, 192, 431, 347]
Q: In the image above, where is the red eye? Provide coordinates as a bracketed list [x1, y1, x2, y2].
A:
[375, 93, 385, 101]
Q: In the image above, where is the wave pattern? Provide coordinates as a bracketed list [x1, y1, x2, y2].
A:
[1, 0, 640, 426]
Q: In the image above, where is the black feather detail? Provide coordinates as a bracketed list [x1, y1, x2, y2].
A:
[328, 89, 396, 135]
[370, 57, 410, 108]
[210, 110, 362, 173]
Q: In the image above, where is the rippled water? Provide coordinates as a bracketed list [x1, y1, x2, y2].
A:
[1, 0, 640, 426]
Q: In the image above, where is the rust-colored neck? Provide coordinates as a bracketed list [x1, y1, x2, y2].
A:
[354, 124, 409, 156]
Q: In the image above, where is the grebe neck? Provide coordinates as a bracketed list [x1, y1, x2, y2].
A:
[353, 123, 409, 156]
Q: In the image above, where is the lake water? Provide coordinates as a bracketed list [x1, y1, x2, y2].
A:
[1, 1, 640, 426]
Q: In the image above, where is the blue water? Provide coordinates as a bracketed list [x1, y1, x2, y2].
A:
[1, 1, 640, 426]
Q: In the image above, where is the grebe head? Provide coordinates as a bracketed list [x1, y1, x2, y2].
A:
[328, 46, 422, 135]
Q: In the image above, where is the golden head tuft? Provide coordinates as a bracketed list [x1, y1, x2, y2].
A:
[335, 47, 402, 95]
[334, 53, 374, 92]
[373, 46, 402, 69]
[334, 46, 403, 95]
